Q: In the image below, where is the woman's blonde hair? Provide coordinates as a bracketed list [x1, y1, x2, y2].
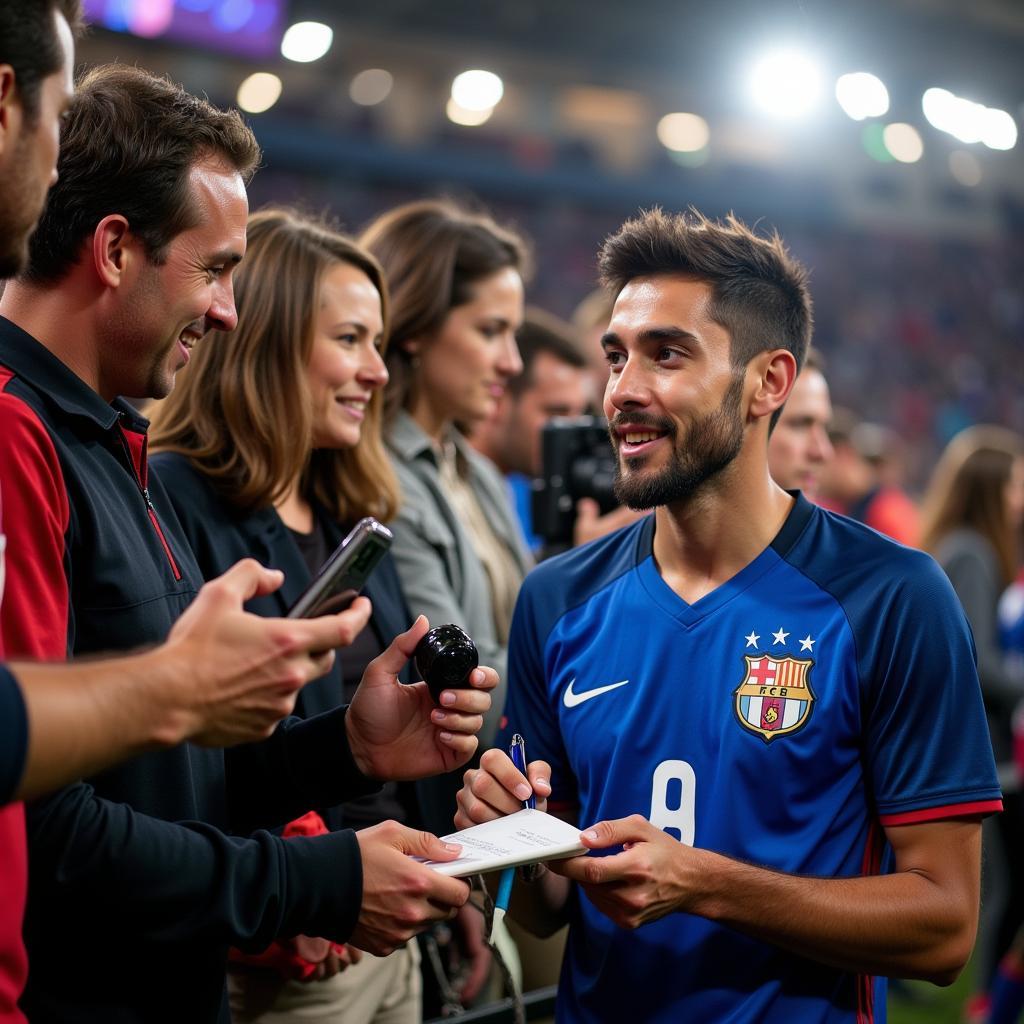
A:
[360, 198, 529, 424]
[149, 207, 399, 523]
[920, 424, 1024, 586]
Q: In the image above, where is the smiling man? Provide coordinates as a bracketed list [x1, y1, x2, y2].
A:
[456, 208, 1001, 1023]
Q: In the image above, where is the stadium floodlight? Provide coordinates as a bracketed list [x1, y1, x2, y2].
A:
[281, 21, 333, 63]
[350, 69, 394, 107]
[451, 70, 504, 112]
[446, 98, 494, 127]
[657, 112, 709, 153]
[922, 87, 1017, 150]
[748, 48, 824, 119]
[236, 72, 282, 114]
[883, 123, 923, 163]
[835, 72, 889, 121]
[980, 107, 1017, 150]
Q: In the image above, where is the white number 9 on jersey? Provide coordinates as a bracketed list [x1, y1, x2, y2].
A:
[650, 759, 696, 846]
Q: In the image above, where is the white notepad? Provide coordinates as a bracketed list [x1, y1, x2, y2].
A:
[419, 808, 587, 877]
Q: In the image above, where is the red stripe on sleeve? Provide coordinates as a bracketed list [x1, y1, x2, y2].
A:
[0, 380, 71, 660]
[880, 799, 1003, 827]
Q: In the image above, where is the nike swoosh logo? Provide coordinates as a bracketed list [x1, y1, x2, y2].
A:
[562, 677, 630, 708]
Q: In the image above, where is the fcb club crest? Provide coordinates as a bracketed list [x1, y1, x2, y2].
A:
[733, 654, 815, 742]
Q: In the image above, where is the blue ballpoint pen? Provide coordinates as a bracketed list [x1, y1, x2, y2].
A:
[493, 733, 533, 930]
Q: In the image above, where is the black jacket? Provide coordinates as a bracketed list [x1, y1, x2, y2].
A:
[152, 451, 461, 836]
[0, 319, 377, 1024]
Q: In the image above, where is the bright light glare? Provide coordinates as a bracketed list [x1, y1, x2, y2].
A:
[657, 112, 709, 152]
[923, 87, 1017, 150]
[949, 150, 982, 187]
[749, 49, 824, 119]
[236, 72, 282, 114]
[980, 107, 1017, 150]
[281, 21, 333, 63]
[883, 123, 923, 163]
[835, 72, 889, 121]
[350, 69, 393, 106]
[446, 98, 493, 127]
[451, 70, 504, 112]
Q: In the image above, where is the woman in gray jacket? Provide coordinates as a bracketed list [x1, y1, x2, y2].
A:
[361, 200, 533, 750]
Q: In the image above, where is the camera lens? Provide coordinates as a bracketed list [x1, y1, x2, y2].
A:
[414, 624, 479, 703]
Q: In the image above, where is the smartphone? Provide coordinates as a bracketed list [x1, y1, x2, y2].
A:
[286, 517, 393, 618]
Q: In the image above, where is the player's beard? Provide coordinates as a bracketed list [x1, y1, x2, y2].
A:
[611, 372, 745, 510]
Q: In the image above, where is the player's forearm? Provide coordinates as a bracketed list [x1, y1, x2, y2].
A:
[14, 650, 190, 799]
[689, 848, 975, 985]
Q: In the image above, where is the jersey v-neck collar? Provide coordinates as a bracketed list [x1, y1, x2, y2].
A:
[633, 492, 816, 628]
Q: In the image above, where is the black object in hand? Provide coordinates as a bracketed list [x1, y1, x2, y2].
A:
[414, 624, 479, 703]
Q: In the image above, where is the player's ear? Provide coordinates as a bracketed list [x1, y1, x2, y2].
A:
[748, 348, 797, 422]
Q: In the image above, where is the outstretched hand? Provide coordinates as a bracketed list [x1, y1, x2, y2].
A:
[350, 820, 470, 956]
[166, 558, 372, 747]
[346, 616, 497, 780]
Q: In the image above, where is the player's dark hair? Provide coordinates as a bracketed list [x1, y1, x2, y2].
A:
[599, 207, 813, 377]
[24, 64, 261, 284]
[509, 307, 586, 398]
[0, 0, 83, 123]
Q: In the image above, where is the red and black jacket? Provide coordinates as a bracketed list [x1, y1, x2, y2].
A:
[0, 318, 374, 1024]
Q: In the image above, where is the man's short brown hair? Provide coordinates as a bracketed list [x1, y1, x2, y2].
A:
[0, 0, 83, 123]
[598, 207, 813, 373]
[25, 64, 261, 283]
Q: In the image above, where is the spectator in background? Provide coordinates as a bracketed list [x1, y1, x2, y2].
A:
[767, 348, 834, 500]
[920, 425, 1024, 1023]
[571, 286, 615, 410]
[361, 198, 532, 748]
[471, 307, 590, 549]
[150, 208, 473, 1023]
[361, 199, 533, 1010]
[817, 408, 921, 545]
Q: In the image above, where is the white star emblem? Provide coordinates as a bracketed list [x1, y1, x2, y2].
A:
[799, 635, 815, 652]
[772, 627, 789, 646]
[745, 631, 760, 648]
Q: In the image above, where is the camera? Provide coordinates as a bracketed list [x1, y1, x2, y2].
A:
[531, 416, 618, 550]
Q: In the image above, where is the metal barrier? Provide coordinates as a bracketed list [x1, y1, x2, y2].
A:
[424, 985, 557, 1024]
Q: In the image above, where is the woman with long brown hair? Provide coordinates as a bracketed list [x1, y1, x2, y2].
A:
[149, 208, 487, 1024]
[360, 199, 532, 748]
[921, 424, 1024, 1019]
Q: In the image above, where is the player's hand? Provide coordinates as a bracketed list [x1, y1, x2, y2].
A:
[548, 814, 704, 928]
[164, 559, 372, 747]
[346, 616, 497, 780]
[454, 747, 552, 829]
[572, 499, 646, 547]
[349, 821, 470, 956]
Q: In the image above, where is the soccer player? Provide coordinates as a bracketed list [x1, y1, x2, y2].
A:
[456, 208, 1001, 1023]
[767, 347, 834, 500]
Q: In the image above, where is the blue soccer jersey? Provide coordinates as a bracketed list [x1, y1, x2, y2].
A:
[500, 495, 1001, 1024]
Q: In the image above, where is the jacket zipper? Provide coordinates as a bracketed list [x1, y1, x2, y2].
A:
[117, 431, 182, 581]
[142, 486, 182, 581]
